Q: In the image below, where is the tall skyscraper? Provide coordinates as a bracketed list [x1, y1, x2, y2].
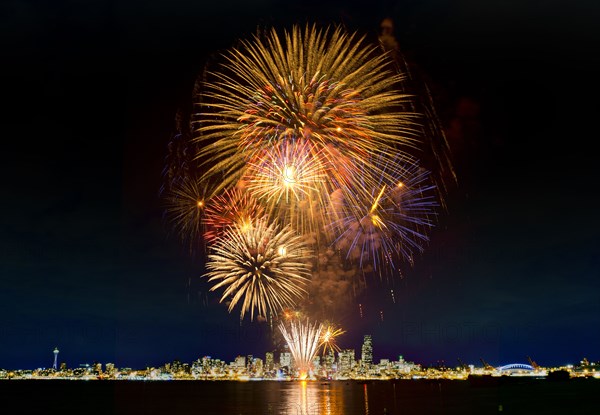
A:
[52, 347, 59, 370]
[361, 335, 373, 365]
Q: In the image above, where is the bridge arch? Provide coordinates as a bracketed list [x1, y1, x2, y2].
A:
[497, 363, 534, 372]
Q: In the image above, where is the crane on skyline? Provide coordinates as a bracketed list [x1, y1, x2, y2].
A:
[480, 358, 495, 371]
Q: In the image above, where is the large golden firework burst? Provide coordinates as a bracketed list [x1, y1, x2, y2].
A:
[193, 24, 421, 196]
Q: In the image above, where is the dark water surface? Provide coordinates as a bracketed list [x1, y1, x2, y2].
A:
[1, 378, 597, 414]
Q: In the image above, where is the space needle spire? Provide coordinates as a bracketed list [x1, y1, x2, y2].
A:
[53, 347, 59, 370]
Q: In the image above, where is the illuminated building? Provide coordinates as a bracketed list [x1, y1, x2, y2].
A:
[361, 335, 373, 365]
[253, 358, 263, 377]
[280, 352, 291, 369]
[265, 352, 274, 372]
[338, 349, 355, 374]
[321, 350, 335, 378]
[234, 355, 246, 369]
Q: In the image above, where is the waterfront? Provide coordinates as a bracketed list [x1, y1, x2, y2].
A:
[1, 378, 598, 414]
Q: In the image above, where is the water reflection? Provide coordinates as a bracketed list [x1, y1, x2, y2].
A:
[277, 380, 369, 415]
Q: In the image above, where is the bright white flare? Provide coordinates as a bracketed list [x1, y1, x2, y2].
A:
[279, 319, 324, 379]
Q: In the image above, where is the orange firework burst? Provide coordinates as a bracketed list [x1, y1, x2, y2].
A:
[202, 187, 265, 245]
[319, 323, 345, 356]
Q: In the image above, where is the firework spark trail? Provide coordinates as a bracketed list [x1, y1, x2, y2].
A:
[279, 319, 324, 378]
[205, 219, 312, 321]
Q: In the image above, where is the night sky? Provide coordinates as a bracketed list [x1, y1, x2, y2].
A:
[2, 1, 599, 370]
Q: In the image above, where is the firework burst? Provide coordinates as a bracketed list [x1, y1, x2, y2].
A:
[193, 24, 420, 195]
[319, 322, 345, 356]
[204, 219, 312, 321]
[279, 319, 324, 379]
[331, 158, 438, 276]
[162, 176, 209, 250]
[244, 139, 331, 237]
[202, 187, 265, 245]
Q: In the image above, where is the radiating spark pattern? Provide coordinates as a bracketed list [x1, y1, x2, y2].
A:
[279, 319, 324, 379]
[330, 158, 438, 276]
[202, 187, 265, 244]
[205, 219, 312, 321]
[244, 139, 330, 237]
[194, 24, 419, 196]
[319, 323, 345, 356]
[245, 140, 327, 206]
[162, 176, 209, 249]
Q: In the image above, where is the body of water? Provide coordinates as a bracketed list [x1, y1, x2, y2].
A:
[1, 378, 598, 414]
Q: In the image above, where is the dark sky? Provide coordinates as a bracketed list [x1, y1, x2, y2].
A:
[2, 0, 599, 370]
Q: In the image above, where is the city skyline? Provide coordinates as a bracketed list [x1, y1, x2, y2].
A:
[5, 337, 598, 378]
[2, 1, 599, 371]
[5, 333, 597, 373]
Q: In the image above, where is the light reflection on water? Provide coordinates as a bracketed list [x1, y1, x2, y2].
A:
[275, 380, 364, 415]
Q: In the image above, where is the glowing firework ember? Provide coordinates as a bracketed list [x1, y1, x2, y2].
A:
[279, 319, 324, 379]
[204, 219, 312, 321]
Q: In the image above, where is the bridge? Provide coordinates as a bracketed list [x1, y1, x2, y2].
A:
[497, 363, 535, 373]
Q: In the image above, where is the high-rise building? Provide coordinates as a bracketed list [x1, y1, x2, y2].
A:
[361, 335, 373, 365]
[234, 355, 246, 369]
[280, 352, 291, 368]
[324, 350, 335, 372]
[338, 349, 355, 373]
[253, 358, 263, 377]
[265, 352, 274, 372]
[312, 356, 321, 373]
[105, 363, 115, 376]
[93, 362, 102, 374]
